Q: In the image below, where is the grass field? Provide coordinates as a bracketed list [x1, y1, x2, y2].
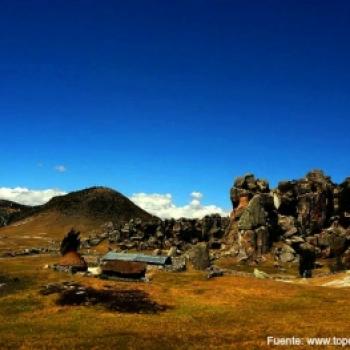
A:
[1, 256, 350, 349]
[0, 212, 101, 253]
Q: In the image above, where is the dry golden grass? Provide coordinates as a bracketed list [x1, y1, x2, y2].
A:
[0, 212, 102, 252]
[1, 256, 350, 349]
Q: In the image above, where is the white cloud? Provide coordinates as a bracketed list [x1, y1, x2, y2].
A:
[130, 192, 229, 219]
[191, 192, 203, 200]
[0, 187, 66, 206]
[54, 165, 67, 173]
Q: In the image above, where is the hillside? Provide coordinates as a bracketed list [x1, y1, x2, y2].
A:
[41, 187, 154, 222]
[0, 200, 39, 227]
[0, 187, 155, 251]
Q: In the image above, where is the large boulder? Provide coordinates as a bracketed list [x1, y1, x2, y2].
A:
[277, 170, 335, 235]
[273, 243, 297, 264]
[187, 243, 210, 270]
[225, 173, 278, 263]
[238, 195, 268, 230]
[230, 173, 270, 209]
[278, 215, 299, 237]
[275, 181, 298, 216]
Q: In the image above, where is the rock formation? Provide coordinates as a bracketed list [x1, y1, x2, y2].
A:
[81, 170, 350, 271]
[226, 170, 350, 267]
[226, 173, 277, 262]
[85, 214, 229, 252]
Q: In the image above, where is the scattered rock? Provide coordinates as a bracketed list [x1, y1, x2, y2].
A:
[253, 268, 270, 279]
[207, 265, 224, 279]
[166, 256, 187, 272]
[167, 246, 177, 257]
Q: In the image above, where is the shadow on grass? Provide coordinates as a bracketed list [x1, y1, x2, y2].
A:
[40, 282, 170, 314]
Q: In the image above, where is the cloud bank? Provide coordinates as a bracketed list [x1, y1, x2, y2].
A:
[0, 187, 66, 206]
[130, 192, 229, 219]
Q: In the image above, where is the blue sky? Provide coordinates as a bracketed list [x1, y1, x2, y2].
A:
[1, 0, 350, 212]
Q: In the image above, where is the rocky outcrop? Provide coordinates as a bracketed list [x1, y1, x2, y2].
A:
[226, 170, 350, 267]
[226, 174, 277, 263]
[5, 170, 347, 271]
[275, 170, 334, 235]
[81, 169, 350, 270]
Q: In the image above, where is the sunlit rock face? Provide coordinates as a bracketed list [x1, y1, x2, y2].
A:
[226, 173, 277, 263]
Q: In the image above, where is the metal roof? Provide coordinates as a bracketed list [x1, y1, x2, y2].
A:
[101, 252, 171, 265]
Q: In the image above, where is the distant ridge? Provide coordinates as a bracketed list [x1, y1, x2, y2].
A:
[41, 186, 154, 222]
